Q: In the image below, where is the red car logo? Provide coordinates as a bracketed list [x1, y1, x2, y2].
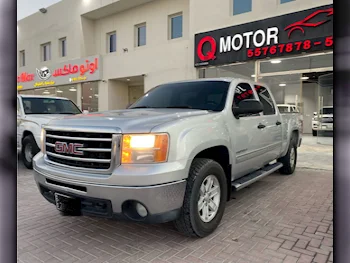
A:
[284, 7, 333, 38]
[55, 141, 84, 155]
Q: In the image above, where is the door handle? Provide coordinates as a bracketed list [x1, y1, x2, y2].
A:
[257, 124, 266, 129]
[276, 121, 282, 126]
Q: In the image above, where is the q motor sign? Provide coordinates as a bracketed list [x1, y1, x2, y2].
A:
[17, 55, 102, 90]
[194, 4, 333, 67]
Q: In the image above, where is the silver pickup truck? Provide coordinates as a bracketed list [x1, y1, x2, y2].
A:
[33, 78, 302, 237]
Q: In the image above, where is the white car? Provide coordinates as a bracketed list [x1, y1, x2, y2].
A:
[277, 104, 300, 113]
[17, 95, 82, 169]
[312, 106, 333, 136]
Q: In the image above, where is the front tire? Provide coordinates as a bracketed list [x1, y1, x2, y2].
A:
[278, 136, 297, 175]
[21, 135, 40, 169]
[174, 158, 227, 237]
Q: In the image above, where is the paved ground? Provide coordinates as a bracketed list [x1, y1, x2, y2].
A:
[17, 136, 333, 263]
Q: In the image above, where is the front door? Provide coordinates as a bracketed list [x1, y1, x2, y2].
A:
[228, 82, 267, 180]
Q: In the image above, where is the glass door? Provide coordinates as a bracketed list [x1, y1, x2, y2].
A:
[316, 73, 333, 145]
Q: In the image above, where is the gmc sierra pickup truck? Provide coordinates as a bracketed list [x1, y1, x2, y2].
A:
[17, 95, 82, 169]
[33, 78, 302, 237]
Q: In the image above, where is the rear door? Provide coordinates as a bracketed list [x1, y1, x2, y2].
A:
[254, 85, 283, 162]
[228, 82, 267, 179]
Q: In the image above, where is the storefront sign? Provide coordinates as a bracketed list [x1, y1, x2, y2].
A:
[17, 55, 102, 90]
[194, 4, 333, 67]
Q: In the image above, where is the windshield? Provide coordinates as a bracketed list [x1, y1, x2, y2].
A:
[22, 98, 82, 115]
[129, 81, 230, 112]
[320, 107, 333, 115]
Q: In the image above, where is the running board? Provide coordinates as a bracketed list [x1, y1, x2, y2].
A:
[232, 162, 283, 191]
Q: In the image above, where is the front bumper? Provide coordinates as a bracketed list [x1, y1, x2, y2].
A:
[33, 156, 187, 223]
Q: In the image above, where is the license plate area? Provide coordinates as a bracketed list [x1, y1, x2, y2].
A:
[54, 193, 81, 214]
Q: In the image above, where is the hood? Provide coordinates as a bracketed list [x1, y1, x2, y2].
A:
[46, 109, 212, 133]
[25, 114, 69, 127]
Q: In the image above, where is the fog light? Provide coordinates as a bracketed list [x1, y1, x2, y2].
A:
[135, 203, 148, 217]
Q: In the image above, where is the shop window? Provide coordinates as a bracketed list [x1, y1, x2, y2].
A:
[254, 85, 276, 115]
[18, 90, 34, 95]
[107, 31, 116, 53]
[202, 62, 255, 79]
[59, 37, 67, 57]
[41, 42, 51, 61]
[82, 82, 99, 112]
[233, 0, 252, 15]
[169, 13, 183, 39]
[56, 85, 78, 105]
[34, 87, 56, 96]
[136, 23, 146, 47]
[260, 53, 333, 74]
[19, 50, 25, 67]
[281, 0, 295, 3]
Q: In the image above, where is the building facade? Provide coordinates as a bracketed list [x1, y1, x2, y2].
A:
[17, 0, 333, 134]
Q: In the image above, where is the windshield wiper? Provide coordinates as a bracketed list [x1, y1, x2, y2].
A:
[129, 106, 152, 109]
[58, 112, 77, 115]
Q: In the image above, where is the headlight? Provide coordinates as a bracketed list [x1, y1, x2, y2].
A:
[40, 128, 46, 152]
[121, 133, 169, 164]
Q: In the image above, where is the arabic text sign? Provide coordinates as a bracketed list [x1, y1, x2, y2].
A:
[17, 55, 102, 90]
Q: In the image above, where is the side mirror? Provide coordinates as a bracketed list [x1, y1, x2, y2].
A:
[313, 112, 317, 116]
[232, 99, 263, 118]
[83, 110, 89, 114]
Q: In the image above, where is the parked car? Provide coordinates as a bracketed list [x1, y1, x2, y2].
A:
[312, 106, 333, 136]
[277, 104, 303, 133]
[17, 95, 82, 169]
[33, 78, 302, 237]
[277, 104, 299, 113]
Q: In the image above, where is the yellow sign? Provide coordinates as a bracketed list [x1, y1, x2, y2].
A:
[34, 81, 55, 87]
[69, 76, 87, 82]
[17, 85, 23, 90]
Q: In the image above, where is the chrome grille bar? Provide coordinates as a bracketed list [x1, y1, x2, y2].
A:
[46, 152, 111, 163]
[46, 134, 112, 141]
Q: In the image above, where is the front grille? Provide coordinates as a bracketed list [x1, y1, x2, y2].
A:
[45, 130, 115, 170]
[321, 117, 333, 123]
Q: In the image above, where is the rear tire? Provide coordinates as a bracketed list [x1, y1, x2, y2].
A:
[174, 158, 227, 237]
[21, 135, 40, 169]
[312, 130, 317, 136]
[278, 136, 297, 175]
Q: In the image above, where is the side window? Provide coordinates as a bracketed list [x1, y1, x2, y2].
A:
[254, 85, 276, 115]
[233, 83, 255, 106]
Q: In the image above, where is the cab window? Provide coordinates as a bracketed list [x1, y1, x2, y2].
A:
[233, 83, 259, 117]
[254, 85, 276, 115]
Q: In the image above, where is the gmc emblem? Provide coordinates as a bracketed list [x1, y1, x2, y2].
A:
[55, 141, 84, 155]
